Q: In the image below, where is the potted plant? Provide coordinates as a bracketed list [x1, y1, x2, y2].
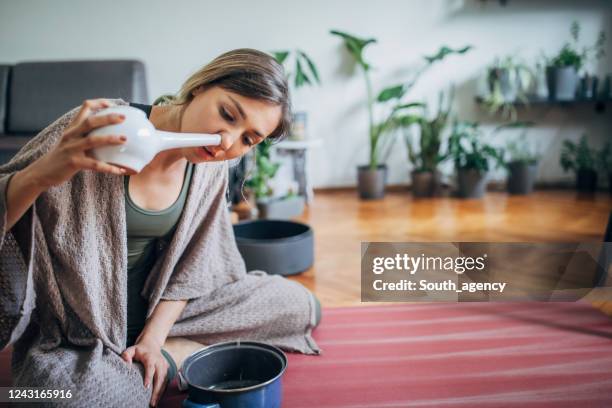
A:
[483, 55, 533, 121]
[546, 21, 606, 101]
[245, 140, 305, 219]
[271, 50, 320, 141]
[599, 141, 612, 194]
[402, 90, 454, 197]
[560, 135, 599, 192]
[495, 121, 540, 195]
[330, 29, 471, 199]
[448, 121, 504, 199]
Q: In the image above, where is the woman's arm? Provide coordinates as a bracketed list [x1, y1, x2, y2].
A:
[121, 299, 187, 407]
[138, 299, 188, 347]
[5, 167, 49, 231]
[0, 99, 129, 350]
[3, 98, 128, 232]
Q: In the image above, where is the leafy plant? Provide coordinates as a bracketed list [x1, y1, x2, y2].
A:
[374, 46, 472, 169]
[244, 140, 281, 200]
[448, 121, 504, 172]
[560, 135, 598, 173]
[330, 29, 472, 170]
[403, 89, 454, 173]
[271, 50, 321, 89]
[549, 21, 606, 70]
[493, 121, 540, 165]
[483, 55, 533, 121]
[599, 141, 612, 173]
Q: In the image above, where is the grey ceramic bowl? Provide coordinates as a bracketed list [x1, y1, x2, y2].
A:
[233, 220, 314, 276]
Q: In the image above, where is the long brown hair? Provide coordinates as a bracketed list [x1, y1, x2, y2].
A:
[159, 48, 291, 141]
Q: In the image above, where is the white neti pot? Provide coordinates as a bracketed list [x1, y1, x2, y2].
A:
[88, 105, 221, 172]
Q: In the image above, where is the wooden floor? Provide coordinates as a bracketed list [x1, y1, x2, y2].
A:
[287, 190, 612, 307]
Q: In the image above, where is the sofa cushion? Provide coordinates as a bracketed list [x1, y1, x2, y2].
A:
[7, 60, 148, 134]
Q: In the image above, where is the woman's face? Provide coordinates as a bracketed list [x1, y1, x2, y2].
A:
[179, 86, 282, 163]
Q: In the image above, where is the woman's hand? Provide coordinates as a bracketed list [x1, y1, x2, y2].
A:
[27, 98, 132, 189]
[121, 336, 169, 407]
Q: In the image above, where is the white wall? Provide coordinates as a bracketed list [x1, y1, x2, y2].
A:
[1, 0, 610, 188]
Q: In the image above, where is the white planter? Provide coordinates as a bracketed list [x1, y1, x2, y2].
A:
[256, 195, 306, 219]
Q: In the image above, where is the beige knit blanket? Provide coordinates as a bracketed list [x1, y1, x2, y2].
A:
[0, 99, 319, 407]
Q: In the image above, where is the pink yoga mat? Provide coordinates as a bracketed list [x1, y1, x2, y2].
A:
[160, 302, 612, 407]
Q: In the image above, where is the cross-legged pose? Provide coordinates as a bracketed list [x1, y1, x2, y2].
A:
[0, 48, 321, 407]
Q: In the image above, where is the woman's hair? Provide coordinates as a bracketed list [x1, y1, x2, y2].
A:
[158, 48, 291, 142]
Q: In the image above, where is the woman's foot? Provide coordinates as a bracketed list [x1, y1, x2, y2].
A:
[163, 337, 206, 369]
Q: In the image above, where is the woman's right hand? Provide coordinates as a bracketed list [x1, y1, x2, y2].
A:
[28, 98, 132, 189]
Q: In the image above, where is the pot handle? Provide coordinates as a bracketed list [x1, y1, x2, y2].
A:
[177, 369, 189, 392]
[182, 399, 220, 408]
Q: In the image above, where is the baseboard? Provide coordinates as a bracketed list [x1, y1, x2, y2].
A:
[314, 180, 611, 194]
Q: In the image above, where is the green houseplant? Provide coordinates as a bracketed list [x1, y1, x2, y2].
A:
[546, 21, 606, 101]
[560, 134, 599, 192]
[244, 140, 304, 219]
[245, 140, 280, 201]
[495, 121, 540, 195]
[330, 29, 471, 199]
[241, 49, 320, 218]
[599, 141, 612, 194]
[271, 49, 321, 141]
[483, 56, 533, 121]
[402, 90, 453, 197]
[448, 121, 504, 198]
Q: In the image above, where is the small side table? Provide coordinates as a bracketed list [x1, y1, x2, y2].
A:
[273, 138, 323, 203]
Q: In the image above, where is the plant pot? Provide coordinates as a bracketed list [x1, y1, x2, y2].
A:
[233, 220, 314, 276]
[357, 165, 387, 199]
[488, 68, 519, 102]
[457, 168, 488, 199]
[601, 74, 612, 99]
[579, 74, 598, 100]
[507, 161, 538, 195]
[411, 170, 441, 198]
[576, 168, 598, 192]
[289, 111, 307, 141]
[256, 195, 305, 220]
[546, 66, 579, 101]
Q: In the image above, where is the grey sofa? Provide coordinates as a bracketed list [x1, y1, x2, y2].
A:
[0, 60, 148, 164]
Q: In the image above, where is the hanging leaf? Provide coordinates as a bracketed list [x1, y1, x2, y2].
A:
[377, 85, 405, 102]
[392, 102, 427, 113]
[395, 114, 424, 127]
[424, 45, 473, 64]
[330, 29, 376, 71]
[294, 58, 311, 89]
[298, 50, 321, 85]
[272, 50, 290, 64]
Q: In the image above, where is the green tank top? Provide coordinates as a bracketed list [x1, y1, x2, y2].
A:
[124, 161, 194, 345]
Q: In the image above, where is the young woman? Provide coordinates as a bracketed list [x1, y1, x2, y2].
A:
[0, 49, 321, 407]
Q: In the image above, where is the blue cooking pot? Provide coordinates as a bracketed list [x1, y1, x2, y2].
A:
[180, 341, 287, 408]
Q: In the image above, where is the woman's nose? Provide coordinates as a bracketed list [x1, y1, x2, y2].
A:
[221, 132, 237, 150]
[210, 132, 237, 156]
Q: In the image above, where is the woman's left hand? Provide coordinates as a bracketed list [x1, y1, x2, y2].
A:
[122, 337, 169, 407]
